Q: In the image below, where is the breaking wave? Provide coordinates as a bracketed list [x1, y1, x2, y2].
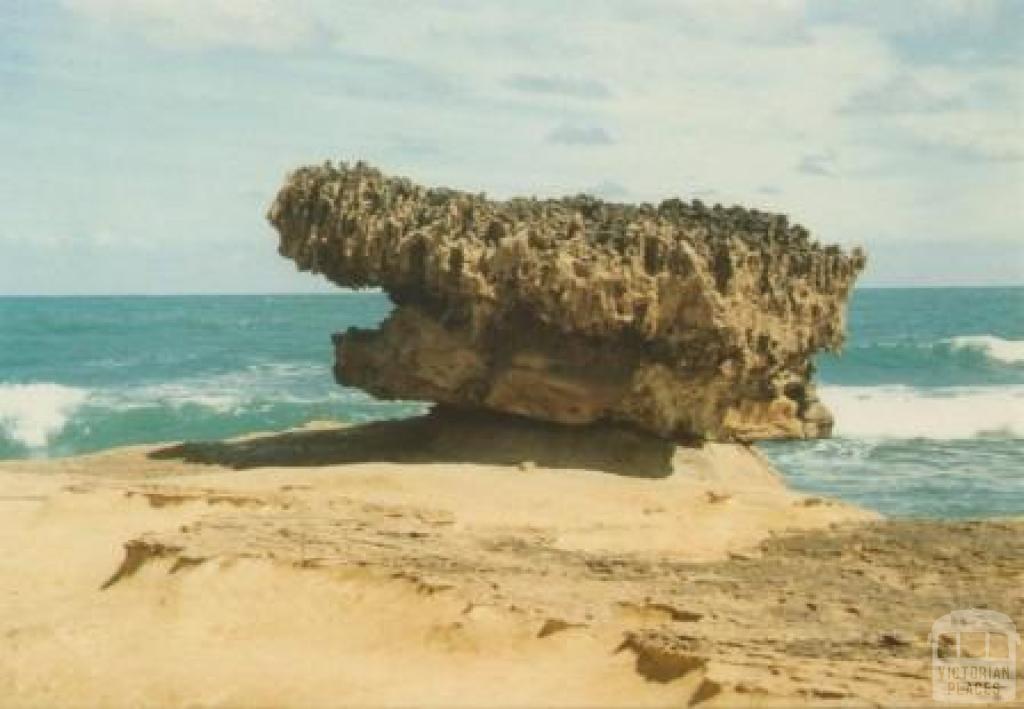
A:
[944, 335, 1024, 365]
[820, 385, 1024, 440]
[0, 382, 90, 448]
[0, 364, 425, 458]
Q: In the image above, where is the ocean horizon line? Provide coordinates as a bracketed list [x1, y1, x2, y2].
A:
[0, 284, 1021, 299]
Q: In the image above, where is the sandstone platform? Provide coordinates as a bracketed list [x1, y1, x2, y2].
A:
[1, 419, 1020, 706]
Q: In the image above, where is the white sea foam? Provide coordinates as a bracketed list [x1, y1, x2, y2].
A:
[245, 362, 325, 378]
[97, 383, 242, 414]
[945, 335, 1024, 364]
[0, 382, 90, 448]
[820, 385, 1024, 439]
[92, 363, 332, 414]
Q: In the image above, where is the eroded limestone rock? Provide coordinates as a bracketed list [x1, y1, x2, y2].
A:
[268, 161, 865, 441]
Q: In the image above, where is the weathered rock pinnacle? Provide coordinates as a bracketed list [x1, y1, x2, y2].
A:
[268, 161, 865, 441]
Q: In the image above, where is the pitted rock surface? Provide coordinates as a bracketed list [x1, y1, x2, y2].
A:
[268, 161, 865, 441]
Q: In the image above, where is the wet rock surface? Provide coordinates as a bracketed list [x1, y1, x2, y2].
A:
[269, 161, 865, 441]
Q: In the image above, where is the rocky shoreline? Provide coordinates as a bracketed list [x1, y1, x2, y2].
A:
[1, 166, 1012, 707]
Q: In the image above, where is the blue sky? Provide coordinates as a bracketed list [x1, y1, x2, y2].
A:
[1, 0, 1022, 293]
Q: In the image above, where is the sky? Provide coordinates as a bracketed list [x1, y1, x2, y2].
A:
[1, 0, 1022, 294]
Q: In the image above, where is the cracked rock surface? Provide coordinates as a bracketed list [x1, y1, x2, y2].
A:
[269, 161, 865, 441]
[1, 423, 1018, 707]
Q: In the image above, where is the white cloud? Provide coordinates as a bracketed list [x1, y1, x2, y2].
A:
[797, 153, 838, 177]
[503, 74, 611, 99]
[39, 0, 1024, 285]
[64, 0, 320, 50]
[841, 75, 966, 114]
[547, 124, 615, 146]
[587, 180, 630, 200]
[624, 0, 813, 46]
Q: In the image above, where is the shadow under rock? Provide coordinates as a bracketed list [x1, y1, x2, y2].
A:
[148, 407, 679, 478]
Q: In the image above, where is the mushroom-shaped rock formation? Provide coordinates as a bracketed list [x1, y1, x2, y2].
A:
[268, 161, 865, 442]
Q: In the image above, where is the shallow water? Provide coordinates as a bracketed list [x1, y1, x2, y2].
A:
[762, 287, 1023, 518]
[1, 288, 1021, 518]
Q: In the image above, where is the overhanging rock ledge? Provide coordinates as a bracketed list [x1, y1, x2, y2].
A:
[268, 161, 865, 442]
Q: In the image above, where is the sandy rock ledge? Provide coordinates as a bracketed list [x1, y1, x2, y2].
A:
[2, 418, 1019, 706]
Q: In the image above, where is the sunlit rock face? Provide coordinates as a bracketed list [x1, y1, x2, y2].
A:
[269, 161, 865, 442]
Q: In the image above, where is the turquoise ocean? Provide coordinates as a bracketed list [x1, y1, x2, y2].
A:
[1, 288, 1021, 518]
